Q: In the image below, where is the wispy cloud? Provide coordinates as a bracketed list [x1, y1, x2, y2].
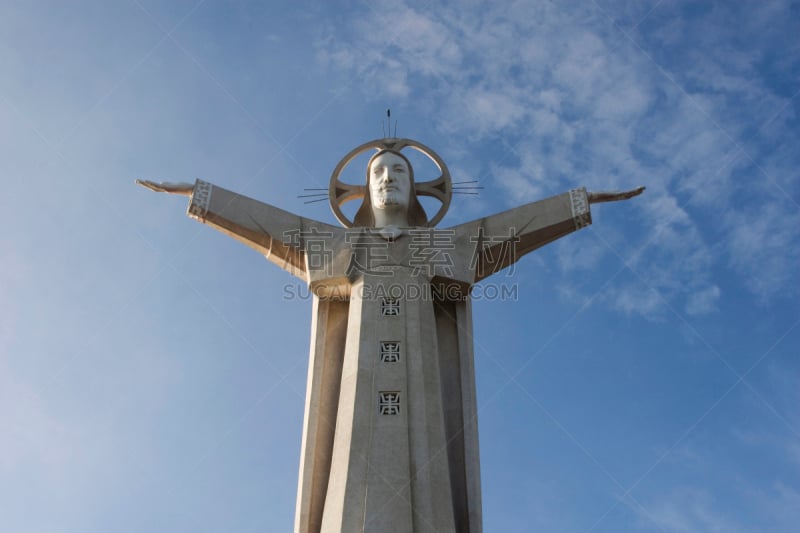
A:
[724, 200, 800, 300]
[640, 488, 745, 533]
[685, 284, 721, 316]
[638, 483, 800, 533]
[316, 0, 799, 317]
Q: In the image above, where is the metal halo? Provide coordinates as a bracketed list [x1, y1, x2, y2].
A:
[328, 138, 452, 228]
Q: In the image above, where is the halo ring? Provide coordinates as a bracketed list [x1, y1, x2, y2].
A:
[328, 138, 452, 228]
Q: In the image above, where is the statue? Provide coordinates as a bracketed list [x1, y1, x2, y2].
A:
[138, 137, 643, 533]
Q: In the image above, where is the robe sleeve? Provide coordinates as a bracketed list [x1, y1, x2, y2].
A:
[451, 187, 592, 283]
[186, 179, 340, 281]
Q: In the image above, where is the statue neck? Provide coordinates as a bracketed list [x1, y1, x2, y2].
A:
[372, 207, 409, 229]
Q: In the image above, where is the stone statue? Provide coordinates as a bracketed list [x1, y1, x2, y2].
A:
[138, 138, 643, 533]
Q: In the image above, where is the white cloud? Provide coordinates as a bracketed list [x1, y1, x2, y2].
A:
[612, 283, 663, 318]
[556, 235, 606, 272]
[685, 284, 721, 316]
[315, 0, 800, 315]
[462, 87, 525, 134]
[640, 488, 745, 533]
[638, 479, 800, 533]
[724, 201, 800, 300]
[492, 162, 543, 203]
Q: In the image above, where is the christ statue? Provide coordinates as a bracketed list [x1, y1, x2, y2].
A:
[138, 137, 643, 533]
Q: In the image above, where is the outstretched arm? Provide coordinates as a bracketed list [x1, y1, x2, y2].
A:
[588, 186, 645, 204]
[452, 186, 643, 282]
[137, 179, 339, 280]
[136, 180, 194, 196]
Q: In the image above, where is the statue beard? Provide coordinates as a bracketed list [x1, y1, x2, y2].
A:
[373, 190, 406, 210]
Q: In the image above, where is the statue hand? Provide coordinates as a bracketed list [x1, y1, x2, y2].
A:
[136, 179, 194, 197]
[588, 186, 645, 204]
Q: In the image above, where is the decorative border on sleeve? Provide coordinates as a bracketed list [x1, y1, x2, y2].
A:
[188, 179, 212, 220]
[569, 187, 591, 230]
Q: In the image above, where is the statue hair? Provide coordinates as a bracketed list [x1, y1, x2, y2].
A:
[354, 150, 429, 227]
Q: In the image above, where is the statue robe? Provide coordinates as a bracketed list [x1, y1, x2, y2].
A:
[184, 179, 592, 533]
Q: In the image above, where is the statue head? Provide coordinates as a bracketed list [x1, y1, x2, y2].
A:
[329, 138, 450, 229]
[354, 150, 428, 227]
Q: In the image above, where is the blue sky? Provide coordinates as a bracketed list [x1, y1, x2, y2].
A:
[1, 0, 798, 531]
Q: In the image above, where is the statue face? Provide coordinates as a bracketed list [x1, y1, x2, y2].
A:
[368, 152, 411, 212]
